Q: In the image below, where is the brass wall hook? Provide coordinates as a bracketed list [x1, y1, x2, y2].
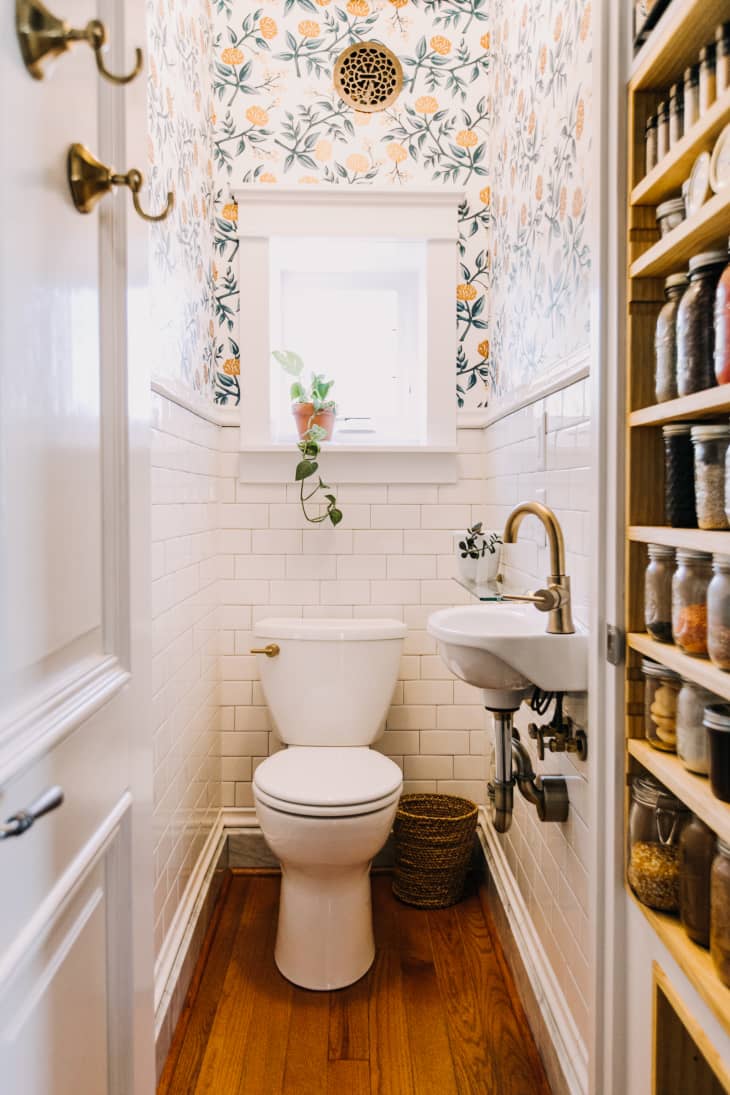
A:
[16, 0, 142, 83]
[67, 144, 174, 223]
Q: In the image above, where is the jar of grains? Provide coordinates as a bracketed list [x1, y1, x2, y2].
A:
[677, 251, 728, 396]
[713, 243, 730, 385]
[645, 544, 675, 641]
[710, 839, 730, 987]
[717, 23, 730, 95]
[684, 64, 700, 130]
[628, 776, 689, 911]
[708, 554, 730, 670]
[655, 273, 688, 402]
[679, 815, 715, 946]
[662, 424, 697, 527]
[677, 678, 715, 773]
[672, 549, 712, 655]
[703, 703, 730, 802]
[642, 659, 680, 751]
[691, 424, 730, 529]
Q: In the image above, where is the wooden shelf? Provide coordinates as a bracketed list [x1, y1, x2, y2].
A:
[629, 525, 730, 553]
[628, 888, 730, 1038]
[628, 739, 730, 843]
[630, 385, 730, 426]
[628, 632, 730, 701]
[631, 0, 730, 91]
[631, 188, 730, 279]
[632, 90, 730, 207]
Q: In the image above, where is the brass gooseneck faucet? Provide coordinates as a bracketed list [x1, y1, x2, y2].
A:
[500, 501, 575, 635]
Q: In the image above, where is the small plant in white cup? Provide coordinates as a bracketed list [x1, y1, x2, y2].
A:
[457, 523, 502, 585]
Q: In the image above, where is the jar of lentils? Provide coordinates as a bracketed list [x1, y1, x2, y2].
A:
[677, 251, 727, 396]
[676, 678, 715, 773]
[655, 273, 688, 403]
[672, 549, 712, 656]
[691, 424, 730, 529]
[662, 424, 697, 527]
[708, 554, 730, 670]
[628, 775, 689, 911]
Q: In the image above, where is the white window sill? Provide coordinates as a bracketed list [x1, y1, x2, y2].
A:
[239, 444, 458, 484]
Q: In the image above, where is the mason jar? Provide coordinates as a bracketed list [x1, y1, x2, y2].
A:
[679, 815, 715, 946]
[676, 251, 728, 396]
[672, 549, 712, 656]
[676, 678, 715, 773]
[691, 424, 730, 529]
[662, 424, 697, 528]
[703, 703, 730, 802]
[655, 273, 688, 403]
[642, 658, 680, 751]
[628, 775, 690, 911]
[708, 554, 730, 670]
[644, 543, 675, 642]
[711, 839, 730, 986]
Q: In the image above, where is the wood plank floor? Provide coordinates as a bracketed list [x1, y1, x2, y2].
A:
[158, 871, 552, 1095]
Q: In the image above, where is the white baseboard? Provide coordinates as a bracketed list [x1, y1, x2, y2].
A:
[477, 810, 589, 1095]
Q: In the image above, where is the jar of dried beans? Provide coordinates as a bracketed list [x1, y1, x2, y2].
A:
[691, 424, 730, 529]
[672, 549, 712, 655]
[645, 544, 675, 642]
[676, 678, 715, 774]
[677, 251, 727, 396]
[710, 839, 730, 986]
[662, 423, 697, 528]
[628, 775, 689, 911]
[642, 659, 680, 751]
[708, 554, 730, 670]
[655, 273, 688, 403]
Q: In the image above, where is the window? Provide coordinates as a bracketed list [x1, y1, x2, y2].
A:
[232, 185, 462, 483]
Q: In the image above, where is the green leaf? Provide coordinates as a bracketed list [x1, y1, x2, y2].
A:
[272, 349, 304, 376]
[290, 381, 306, 401]
[295, 459, 318, 480]
[328, 507, 343, 526]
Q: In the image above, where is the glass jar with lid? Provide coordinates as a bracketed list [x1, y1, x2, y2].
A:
[672, 549, 712, 655]
[711, 839, 730, 986]
[713, 243, 730, 385]
[679, 815, 715, 946]
[628, 775, 689, 911]
[645, 114, 658, 174]
[645, 544, 675, 641]
[700, 43, 717, 114]
[676, 678, 715, 773]
[662, 424, 697, 528]
[669, 82, 684, 147]
[656, 100, 669, 160]
[684, 64, 700, 129]
[691, 424, 730, 529]
[655, 273, 688, 402]
[642, 659, 680, 751]
[708, 555, 730, 669]
[703, 703, 730, 802]
[717, 23, 730, 95]
[677, 251, 728, 396]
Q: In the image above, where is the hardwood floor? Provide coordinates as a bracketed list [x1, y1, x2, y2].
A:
[158, 871, 552, 1095]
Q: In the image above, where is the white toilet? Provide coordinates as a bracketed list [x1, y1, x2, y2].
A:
[251, 617, 406, 991]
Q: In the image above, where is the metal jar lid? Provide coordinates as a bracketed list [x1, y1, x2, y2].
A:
[631, 774, 685, 810]
[717, 838, 730, 857]
[676, 548, 713, 564]
[662, 423, 692, 437]
[713, 553, 730, 570]
[703, 702, 730, 732]
[657, 198, 686, 218]
[690, 423, 730, 441]
[641, 658, 680, 682]
[684, 64, 699, 86]
[689, 250, 728, 274]
[647, 543, 676, 560]
[665, 272, 689, 291]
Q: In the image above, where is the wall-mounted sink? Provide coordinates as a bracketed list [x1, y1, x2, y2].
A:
[427, 603, 588, 710]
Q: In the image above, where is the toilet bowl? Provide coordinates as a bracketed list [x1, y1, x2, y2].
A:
[251, 617, 406, 990]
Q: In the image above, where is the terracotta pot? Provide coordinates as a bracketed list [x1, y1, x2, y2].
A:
[292, 403, 335, 440]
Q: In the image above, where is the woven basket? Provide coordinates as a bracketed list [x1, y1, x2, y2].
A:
[392, 793, 478, 909]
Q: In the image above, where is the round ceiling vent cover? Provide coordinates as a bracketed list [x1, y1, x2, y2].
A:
[333, 41, 403, 113]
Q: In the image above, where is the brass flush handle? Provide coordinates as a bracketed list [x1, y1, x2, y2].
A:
[249, 644, 280, 658]
[16, 0, 143, 83]
[67, 143, 174, 223]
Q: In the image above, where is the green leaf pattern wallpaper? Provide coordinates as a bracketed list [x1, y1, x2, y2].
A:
[145, 0, 592, 413]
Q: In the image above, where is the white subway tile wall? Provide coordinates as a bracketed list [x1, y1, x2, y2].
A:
[151, 395, 221, 960]
[483, 376, 592, 1045]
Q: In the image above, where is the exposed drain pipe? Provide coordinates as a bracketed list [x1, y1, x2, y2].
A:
[488, 711, 570, 832]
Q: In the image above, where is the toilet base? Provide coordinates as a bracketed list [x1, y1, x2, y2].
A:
[275, 863, 375, 990]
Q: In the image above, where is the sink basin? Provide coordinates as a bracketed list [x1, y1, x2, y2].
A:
[427, 603, 588, 710]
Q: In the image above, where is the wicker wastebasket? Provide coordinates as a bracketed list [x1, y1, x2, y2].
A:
[392, 793, 478, 909]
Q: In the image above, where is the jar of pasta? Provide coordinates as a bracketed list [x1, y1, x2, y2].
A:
[672, 549, 712, 655]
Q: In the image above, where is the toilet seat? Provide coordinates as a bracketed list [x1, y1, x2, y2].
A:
[253, 746, 402, 818]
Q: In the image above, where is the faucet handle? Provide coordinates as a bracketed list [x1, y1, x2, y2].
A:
[502, 587, 561, 613]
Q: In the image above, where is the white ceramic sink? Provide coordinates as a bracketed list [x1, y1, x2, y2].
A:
[427, 603, 588, 710]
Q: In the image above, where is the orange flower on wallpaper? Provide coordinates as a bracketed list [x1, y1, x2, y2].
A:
[478, 340, 490, 359]
[299, 176, 319, 183]
[315, 139, 332, 161]
[314, 0, 331, 6]
[246, 105, 269, 126]
[456, 283, 477, 302]
[259, 172, 277, 183]
[298, 20, 320, 37]
[576, 98, 585, 139]
[572, 188, 584, 217]
[520, 203, 527, 226]
[430, 35, 451, 55]
[414, 95, 439, 114]
[388, 0, 408, 7]
[539, 44, 547, 73]
[479, 186, 491, 206]
[528, 111, 536, 136]
[347, 0, 370, 15]
[554, 13, 563, 40]
[559, 186, 568, 219]
[580, 2, 592, 42]
[480, 33, 490, 49]
[221, 46, 244, 65]
[259, 17, 277, 39]
[223, 358, 240, 376]
[166, 87, 174, 118]
[346, 153, 369, 173]
[456, 130, 479, 148]
[387, 143, 408, 163]
[517, 89, 525, 115]
[221, 202, 238, 221]
[535, 175, 543, 201]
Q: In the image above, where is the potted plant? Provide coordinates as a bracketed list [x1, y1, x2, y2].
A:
[272, 350, 343, 528]
[457, 523, 502, 585]
[272, 350, 337, 440]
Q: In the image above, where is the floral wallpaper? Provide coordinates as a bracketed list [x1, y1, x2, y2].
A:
[210, 0, 492, 408]
[485, 0, 592, 404]
[145, 0, 593, 412]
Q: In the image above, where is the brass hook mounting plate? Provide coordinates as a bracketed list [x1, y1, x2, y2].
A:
[67, 143, 174, 222]
[16, 0, 142, 83]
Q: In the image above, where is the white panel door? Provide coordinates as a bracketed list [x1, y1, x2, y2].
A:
[0, 0, 154, 1091]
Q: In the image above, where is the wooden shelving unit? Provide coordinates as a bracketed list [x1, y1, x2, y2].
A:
[625, 0, 730, 1049]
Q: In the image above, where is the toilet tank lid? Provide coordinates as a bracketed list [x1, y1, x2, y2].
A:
[253, 617, 407, 641]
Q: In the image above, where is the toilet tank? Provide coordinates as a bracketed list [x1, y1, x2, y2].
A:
[252, 618, 406, 746]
